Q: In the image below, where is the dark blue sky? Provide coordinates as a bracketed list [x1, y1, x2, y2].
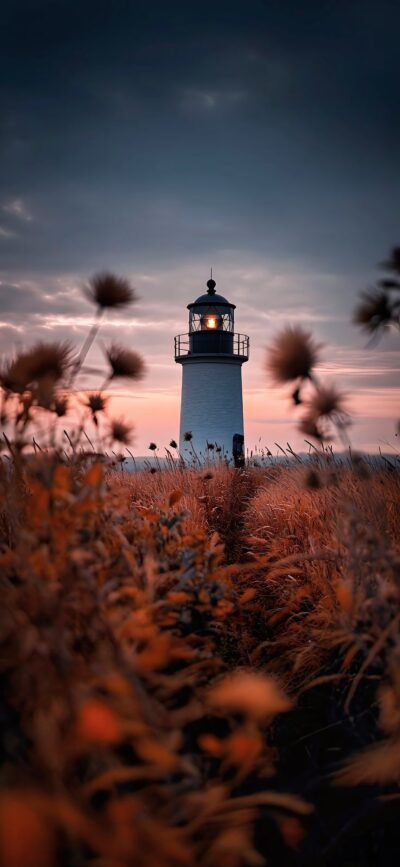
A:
[0, 0, 399, 450]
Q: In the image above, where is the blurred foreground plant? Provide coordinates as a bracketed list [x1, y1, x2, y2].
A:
[0, 458, 311, 867]
[353, 245, 400, 338]
[266, 326, 349, 445]
[0, 271, 145, 459]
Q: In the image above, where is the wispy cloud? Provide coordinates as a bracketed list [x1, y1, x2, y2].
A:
[0, 320, 24, 333]
[0, 226, 16, 239]
[179, 87, 246, 112]
[3, 198, 33, 222]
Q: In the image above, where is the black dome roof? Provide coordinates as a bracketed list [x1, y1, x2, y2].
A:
[192, 292, 230, 305]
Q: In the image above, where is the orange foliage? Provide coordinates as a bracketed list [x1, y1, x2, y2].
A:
[208, 672, 292, 721]
[0, 793, 55, 867]
[1, 454, 399, 865]
[76, 699, 123, 744]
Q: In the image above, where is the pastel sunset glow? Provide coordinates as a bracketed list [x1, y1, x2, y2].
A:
[1, 1, 399, 454]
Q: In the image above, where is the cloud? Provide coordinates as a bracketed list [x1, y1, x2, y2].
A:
[0, 281, 84, 316]
[179, 88, 246, 113]
[3, 198, 32, 222]
[0, 321, 24, 334]
[0, 226, 16, 239]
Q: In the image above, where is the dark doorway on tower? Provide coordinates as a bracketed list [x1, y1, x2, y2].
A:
[233, 434, 244, 468]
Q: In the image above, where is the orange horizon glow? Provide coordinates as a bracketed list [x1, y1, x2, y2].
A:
[1, 261, 399, 457]
[95, 374, 399, 457]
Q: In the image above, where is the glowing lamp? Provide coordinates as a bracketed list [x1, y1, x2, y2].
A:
[206, 315, 217, 329]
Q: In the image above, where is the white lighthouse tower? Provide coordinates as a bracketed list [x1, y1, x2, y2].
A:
[175, 275, 249, 466]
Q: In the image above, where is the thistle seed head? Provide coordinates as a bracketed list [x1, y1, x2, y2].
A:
[353, 290, 392, 333]
[85, 272, 137, 309]
[1, 342, 72, 393]
[267, 327, 321, 384]
[308, 385, 346, 420]
[111, 418, 134, 445]
[298, 415, 324, 441]
[106, 344, 145, 380]
[86, 392, 109, 414]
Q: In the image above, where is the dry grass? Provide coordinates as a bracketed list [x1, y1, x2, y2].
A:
[239, 466, 400, 684]
[111, 462, 400, 858]
[1, 457, 316, 867]
[1, 446, 400, 866]
[113, 463, 260, 559]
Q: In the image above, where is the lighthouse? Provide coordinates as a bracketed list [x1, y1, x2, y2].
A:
[175, 276, 249, 465]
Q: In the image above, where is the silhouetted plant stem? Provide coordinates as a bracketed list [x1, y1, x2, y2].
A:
[83, 430, 96, 452]
[70, 308, 104, 386]
[126, 448, 137, 471]
[188, 440, 201, 466]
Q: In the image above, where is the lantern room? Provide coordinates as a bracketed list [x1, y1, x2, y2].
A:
[187, 277, 235, 354]
[174, 276, 249, 360]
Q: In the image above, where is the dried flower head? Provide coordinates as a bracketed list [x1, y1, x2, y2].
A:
[111, 418, 134, 445]
[308, 385, 345, 419]
[106, 344, 145, 380]
[351, 453, 371, 480]
[208, 671, 291, 721]
[353, 290, 392, 333]
[298, 415, 324, 441]
[305, 468, 321, 489]
[379, 278, 400, 291]
[1, 355, 32, 393]
[267, 327, 321, 384]
[183, 431, 193, 442]
[25, 342, 73, 383]
[1, 342, 72, 393]
[169, 439, 178, 449]
[148, 442, 157, 451]
[86, 392, 109, 415]
[206, 442, 215, 450]
[292, 386, 302, 406]
[54, 396, 69, 417]
[85, 272, 137, 309]
[381, 246, 400, 275]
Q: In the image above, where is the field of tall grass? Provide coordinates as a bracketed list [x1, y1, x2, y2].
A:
[1, 265, 399, 865]
[1, 454, 399, 866]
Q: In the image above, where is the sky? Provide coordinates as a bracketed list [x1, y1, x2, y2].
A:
[0, 0, 399, 454]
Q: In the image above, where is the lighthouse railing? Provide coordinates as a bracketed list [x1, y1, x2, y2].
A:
[174, 332, 249, 360]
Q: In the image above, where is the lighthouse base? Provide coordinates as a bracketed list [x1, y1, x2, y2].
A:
[178, 356, 245, 464]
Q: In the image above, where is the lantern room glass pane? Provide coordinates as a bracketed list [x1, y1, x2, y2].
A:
[189, 308, 234, 333]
